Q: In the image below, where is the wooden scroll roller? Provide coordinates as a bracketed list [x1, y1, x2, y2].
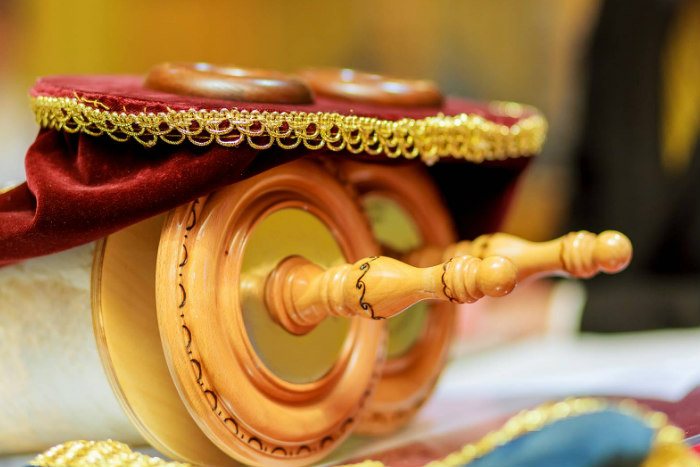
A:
[404, 230, 633, 282]
[265, 254, 517, 335]
[144, 62, 313, 104]
[298, 68, 443, 107]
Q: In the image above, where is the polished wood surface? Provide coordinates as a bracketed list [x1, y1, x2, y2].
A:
[145, 62, 313, 104]
[266, 254, 516, 331]
[337, 161, 459, 435]
[88, 156, 633, 466]
[92, 215, 235, 466]
[298, 68, 443, 107]
[407, 230, 632, 281]
[155, 159, 385, 467]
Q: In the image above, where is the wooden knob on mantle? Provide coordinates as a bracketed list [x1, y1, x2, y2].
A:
[265, 254, 517, 335]
[144, 62, 314, 104]
[297, 68, 443, 107]
[407, 230, 632, 282]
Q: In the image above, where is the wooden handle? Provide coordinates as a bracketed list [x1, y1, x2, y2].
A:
[264, 254, 517, 335]
[406, 230, 632, 282]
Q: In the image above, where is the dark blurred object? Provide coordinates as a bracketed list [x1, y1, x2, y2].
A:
[574, 0, 700, 332]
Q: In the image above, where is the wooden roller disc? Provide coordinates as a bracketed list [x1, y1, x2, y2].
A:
[298, 68, 443, 107]
[155, 159, 386, 467]
[334, 160, 458, 435]
[144, 62, 313, 104]
[93, 215, 235, 466]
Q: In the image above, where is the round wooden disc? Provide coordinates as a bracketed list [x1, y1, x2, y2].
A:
[337, 160, 457, 434]
[298, 68, 443, 107]
[145, 62, 314, 104]
[156, 159, 386, 467]
[92, 214, 236, 466]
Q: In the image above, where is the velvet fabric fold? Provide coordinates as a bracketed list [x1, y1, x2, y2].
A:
[0, 74, 535, 266]
[0, 129, 305, 266]
[0, 127, 529, 266]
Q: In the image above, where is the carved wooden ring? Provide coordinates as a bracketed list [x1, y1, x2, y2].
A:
[93, 215, 236, 466]
[298, 68, 443, 107]
[336, 160, 457, 435]
[155, 159, 385, 467]
[144, 62, 314, 104]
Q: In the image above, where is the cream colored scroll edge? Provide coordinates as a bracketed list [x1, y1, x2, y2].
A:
[0, 243, 143, 453]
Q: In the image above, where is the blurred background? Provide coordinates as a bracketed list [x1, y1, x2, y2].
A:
[0, 0, 697, 339]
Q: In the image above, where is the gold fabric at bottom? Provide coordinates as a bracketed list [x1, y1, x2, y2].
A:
[30, 398, 700, 467]
[642, 442, 700, 467]
[30, 440, 190, 467]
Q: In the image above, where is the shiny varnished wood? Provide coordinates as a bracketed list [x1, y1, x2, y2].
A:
[298, 68, 443, 107]
[265, 254, 516, 333]
[155, 159, 385, 467]
[406, 230, 632, 281]
[145, 62, 313, 104]
[336, 161, 459, 435]
[92, 215, 235, 466]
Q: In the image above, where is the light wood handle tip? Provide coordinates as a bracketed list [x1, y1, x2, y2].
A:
[424, 229, 634, 281]
[561, 230, 633, 278]
[594, 230, 632, 274]
[475, 256, 517, 297]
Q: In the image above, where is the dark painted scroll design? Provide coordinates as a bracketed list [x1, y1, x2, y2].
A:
[441, 258, 457, 303]
[356, 256, 379, 319]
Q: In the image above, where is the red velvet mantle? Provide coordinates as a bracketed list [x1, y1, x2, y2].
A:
[30, 75, 529, 124]
[0, 75, 535, 266]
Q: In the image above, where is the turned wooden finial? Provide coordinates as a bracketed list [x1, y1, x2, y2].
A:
[586, 230, 633, 274]
[264, 254, 517, 335]
[413, 230, 632, 282]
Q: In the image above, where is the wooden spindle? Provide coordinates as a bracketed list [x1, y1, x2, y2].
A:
[408, 230, 632, 282]
[264, 254, 517, 335]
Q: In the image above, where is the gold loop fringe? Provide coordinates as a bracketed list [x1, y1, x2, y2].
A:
[30, 96, 547, 165]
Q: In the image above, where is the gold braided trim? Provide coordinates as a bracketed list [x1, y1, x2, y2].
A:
[30, 440, 189, 467]
[30, 96, 546, 165]
[30, 398, 699, 467]
[415, 398, 699, 467]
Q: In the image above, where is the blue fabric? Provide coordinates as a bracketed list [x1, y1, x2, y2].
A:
[464, 411, 653, 467]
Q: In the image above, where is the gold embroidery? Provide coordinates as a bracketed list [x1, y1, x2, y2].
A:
[418, 398, 698, 467]
[642, 442, 700, 467]
[30, 440, 191, 467]
[30, 96, 546, 165]
[30, 398, 699, 467]
[72, 92, 110, 110]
